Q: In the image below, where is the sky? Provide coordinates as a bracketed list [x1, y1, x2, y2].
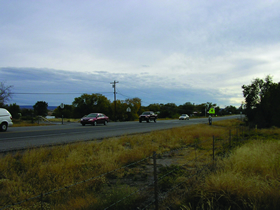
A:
[1, 0, 280, 108]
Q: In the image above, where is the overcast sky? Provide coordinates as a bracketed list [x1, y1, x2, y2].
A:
[1, 0, 280, 108]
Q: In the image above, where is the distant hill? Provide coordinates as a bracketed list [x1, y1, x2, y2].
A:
[20, 105, 57, 111]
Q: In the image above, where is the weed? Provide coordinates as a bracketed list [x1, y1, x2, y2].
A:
[184, 139, 280, 210]
[0, 119, 279, 209]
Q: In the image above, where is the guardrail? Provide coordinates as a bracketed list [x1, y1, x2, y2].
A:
[1, 126, 245, 210]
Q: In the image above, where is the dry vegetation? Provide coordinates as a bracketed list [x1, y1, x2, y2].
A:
[0, 119, 279, 209]
[180, 139, 280, 210]
[12, 118, 80, 127]
[11, 119, 52, 127]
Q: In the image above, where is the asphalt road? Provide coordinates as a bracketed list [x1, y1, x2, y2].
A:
[0, 115, 240, 152]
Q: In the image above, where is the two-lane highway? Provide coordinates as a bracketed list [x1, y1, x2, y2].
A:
[0, 116, 239, 152]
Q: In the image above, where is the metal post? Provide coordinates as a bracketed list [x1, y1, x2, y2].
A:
[153, 151, 159, 210]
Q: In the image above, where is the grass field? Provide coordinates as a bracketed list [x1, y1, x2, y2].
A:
[181, 139, 280, 210]
[0, 119, 279, 209]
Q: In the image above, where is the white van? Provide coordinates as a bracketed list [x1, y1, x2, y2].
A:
[0, 108, 13, 131]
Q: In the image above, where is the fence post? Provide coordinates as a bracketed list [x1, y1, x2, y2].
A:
[153, 151, 159, 210]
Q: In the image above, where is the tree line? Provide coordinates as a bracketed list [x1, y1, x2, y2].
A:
[1, 85, 241, 121]
[1, 97, 241, 121]
[3, 75, 280, 127]
[242, 75, 280, 128]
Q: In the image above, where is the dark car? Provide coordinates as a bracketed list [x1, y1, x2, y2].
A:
[139, 111, 157, 123]
[80, 113, 109, 126]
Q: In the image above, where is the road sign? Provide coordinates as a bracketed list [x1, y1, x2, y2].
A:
[209, 107, 215, 114]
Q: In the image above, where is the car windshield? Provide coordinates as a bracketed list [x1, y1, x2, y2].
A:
[86, 113, 97, 117]
[142, 112, 151, 115]
[181, 114, 187, 116]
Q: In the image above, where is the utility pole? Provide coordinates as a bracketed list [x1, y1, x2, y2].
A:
[110, 80, 119, 121]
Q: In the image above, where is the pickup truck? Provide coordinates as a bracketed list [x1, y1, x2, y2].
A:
[139, 111, 157, 123]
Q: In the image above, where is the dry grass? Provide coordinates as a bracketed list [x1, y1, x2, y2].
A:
[47, 118, 80, 123]
[182, 139, 280, 210]
[12, 120, 52, 127]
[0, 119, 279, 209]
[213, 118, 243, 128]
[11, 118, 80, 127]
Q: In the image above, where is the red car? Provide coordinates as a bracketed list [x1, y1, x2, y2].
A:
[80, 113, 109, 126]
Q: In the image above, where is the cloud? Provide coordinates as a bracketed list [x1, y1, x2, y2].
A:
[0, 67, 242, 107]
[1, 1, 280, 107]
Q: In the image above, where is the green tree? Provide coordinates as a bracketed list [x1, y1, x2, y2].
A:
[224, 105, 238, 115]
[111, 99, 125, 121]
[124, 97, 142, 121]
[255, 82, 280, 127]
[242, 75, 273, 125]
[6, 103, 21, 119]
[21, 108, 34, 120]
[72, 94, 112, 118]
[33, 101, 48, 117]
[53, 104, 74, 118]
[146, 103, 160, 112]
[178, 102, 195, 116]
[159, 103, 178, 118]
[215, 106, 221, 115]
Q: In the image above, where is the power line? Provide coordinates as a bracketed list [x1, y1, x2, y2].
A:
[117, 89, 156, 106]
[12, 92, 112, 95]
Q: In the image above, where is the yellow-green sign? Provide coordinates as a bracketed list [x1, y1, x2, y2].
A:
[209, 107, 215, 114]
